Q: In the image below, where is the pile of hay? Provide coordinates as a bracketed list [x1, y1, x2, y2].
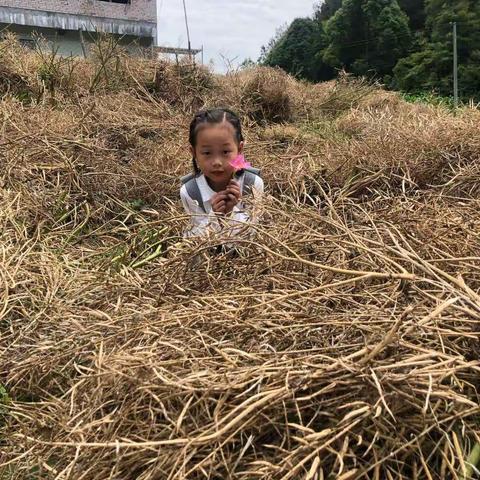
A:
[1, 37, 480, 479]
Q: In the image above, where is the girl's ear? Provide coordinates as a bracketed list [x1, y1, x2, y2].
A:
[238, 141, 244, 154]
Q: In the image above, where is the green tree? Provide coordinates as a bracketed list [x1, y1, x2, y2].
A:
[323, 0, 412, 78]
[394, 0, 480, 100]
[258, 23, 288, 64]
[262, 18, 333, 81]
[240, 58, 257, 69]
[397, 0, 426, 31]
[314, 0, 343, 22]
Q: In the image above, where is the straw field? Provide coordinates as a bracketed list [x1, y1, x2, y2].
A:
[1, 36, 480, 479]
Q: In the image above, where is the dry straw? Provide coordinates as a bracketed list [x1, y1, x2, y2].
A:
[1, 36, 480, 479]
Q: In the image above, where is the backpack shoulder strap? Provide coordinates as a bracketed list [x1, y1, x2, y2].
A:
[245, 167, 261, 176]
[181, 172, 195, 185]
[242, 167, 261, 196]
[181, 174, 206, 213]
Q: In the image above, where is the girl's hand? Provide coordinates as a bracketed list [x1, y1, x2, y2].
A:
[224, 180, 241, 214]
[211, 192, 227, 214]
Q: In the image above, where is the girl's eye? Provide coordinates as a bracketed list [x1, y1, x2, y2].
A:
[202, 152, 210, 156]
[223, 151, 232, 155]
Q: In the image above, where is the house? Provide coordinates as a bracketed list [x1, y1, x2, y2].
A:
[0, 0, 157, 56]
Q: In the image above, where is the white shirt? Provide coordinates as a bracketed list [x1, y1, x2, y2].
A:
[180, 172, 264, 237]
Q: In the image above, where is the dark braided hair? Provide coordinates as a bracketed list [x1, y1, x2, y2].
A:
[189, 108, 244, 174]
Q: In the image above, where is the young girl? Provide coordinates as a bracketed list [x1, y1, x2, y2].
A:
[180, 108, 264, 238]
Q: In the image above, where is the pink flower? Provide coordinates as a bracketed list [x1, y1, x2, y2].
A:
[230, 154, 251, 172]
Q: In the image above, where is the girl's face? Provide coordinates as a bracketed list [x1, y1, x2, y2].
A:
[191, 122, 244, 190]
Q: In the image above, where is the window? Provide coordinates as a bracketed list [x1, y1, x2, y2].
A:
[19, 38, 35, 50]
[97, 0, 131, 4]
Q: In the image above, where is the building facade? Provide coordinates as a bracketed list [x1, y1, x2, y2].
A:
[0, 0, 157, 56]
